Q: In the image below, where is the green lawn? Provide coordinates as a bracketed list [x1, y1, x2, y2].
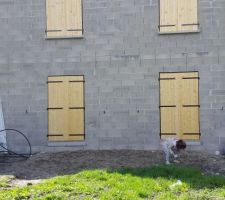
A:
[0, 175, 14, 188]
[0, 165, 225, 200]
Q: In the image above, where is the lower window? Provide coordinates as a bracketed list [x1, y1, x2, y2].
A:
[159, 72, 200, 140]
[47, 75, 85, 141]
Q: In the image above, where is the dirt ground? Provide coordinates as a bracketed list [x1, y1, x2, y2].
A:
[0, 150, 225, 182]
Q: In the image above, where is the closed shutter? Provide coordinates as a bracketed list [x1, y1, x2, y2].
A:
[66, 0, 83, 37]
[178, 0, 198, 31]
[159, 0, 177, 32]
[68, 76, 85, 139]
[180, 73, 200, 140]
[159, 0, 199, 33]
[160, 75, 177, 137]
[48, 76, 85, 141]
[48, 76, 66, 141]
[159, 72, 200, 140]
[46, 0, 83, 38]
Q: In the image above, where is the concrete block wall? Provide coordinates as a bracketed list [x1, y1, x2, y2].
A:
[0, 0, 224, 152]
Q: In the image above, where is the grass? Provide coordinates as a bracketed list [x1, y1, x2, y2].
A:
[0, 165, 225, 200]
[0, 175, 14, 188]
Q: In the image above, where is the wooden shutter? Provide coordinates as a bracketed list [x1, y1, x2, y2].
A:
[159, 0, 199, 33]
[159, 72, 200, 140]
[68, 76, 84, 140]
[159, 0, 178, 32]
[48, 76, 66, 141]
[46, 0, 83, 38]
[66, 0, 83, 37]
[180, 73, 200, 140]
[48, 76, 85, 141]
[160, 74, 178, 138]
[178, 0, 198, 31]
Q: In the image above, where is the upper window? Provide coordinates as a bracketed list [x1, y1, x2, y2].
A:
[46, 0, 83, 38]
[159, 0, 199, 34]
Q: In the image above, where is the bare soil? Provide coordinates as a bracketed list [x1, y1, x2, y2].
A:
[0, 150, 224, 181]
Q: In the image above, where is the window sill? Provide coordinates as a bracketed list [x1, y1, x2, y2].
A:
[158, 30, 200, 35]
[45, 35, 84, 40]
[48, 141, 86, 147]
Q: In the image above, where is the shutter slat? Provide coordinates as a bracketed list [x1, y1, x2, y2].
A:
[160, 74, 177, 139]
[180, 72, 200, 139]
[159, 0, 178, 32]
[178, 0, 198, 31]
[68, 76, 84, 137]
[46, 0, 64, 37]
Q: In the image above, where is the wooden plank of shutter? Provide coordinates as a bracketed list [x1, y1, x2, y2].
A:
[160, 73, 178, 139]
[48, 77, 68, 141]
[159, 0, 178, 33]
[68, 80, 84, 108]
[68, 109, 84, 141]
[180, 107, 200, 140]
[48, 77, 65, 110]
[180, 72, 200, 140]
[68, 76, 84, 140]
[160, 75, 176, 106]
[181, 72, 199, 106]
[178, 0, 198, 31]
[66, 0, 83, 37]
[161, 107, 177, 139]
[48, 109, 67, 141]
[46, 0, 65, 37]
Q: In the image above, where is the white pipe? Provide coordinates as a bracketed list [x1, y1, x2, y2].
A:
[0, 98, 7, 151]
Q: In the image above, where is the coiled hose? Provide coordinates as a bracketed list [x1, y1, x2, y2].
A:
[0, 129, 32, 163]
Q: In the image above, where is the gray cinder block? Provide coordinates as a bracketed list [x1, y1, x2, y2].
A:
[0, 0, 224, 152]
